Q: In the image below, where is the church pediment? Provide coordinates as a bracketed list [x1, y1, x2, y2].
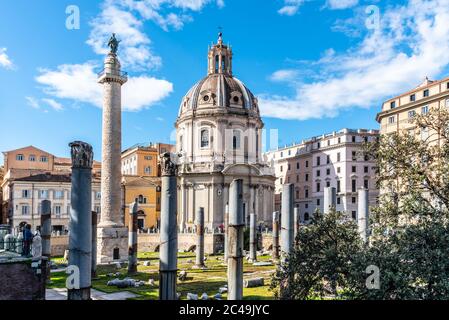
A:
[222, 163, 262, 176]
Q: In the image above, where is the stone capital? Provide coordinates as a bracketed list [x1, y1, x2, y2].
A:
[69, 141, 93, 169]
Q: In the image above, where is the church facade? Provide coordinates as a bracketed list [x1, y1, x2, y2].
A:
[175, 34, 276, 231]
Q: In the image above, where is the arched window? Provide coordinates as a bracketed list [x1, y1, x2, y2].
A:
[201, 128, 210, 148]
[233, 130, 241, 150]
[215, 55, 219, 73]
[221, 55, 226, 72]
[304, 212, 310, 221]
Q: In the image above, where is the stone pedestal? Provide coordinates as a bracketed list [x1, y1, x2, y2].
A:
[97, 227, 128, 264]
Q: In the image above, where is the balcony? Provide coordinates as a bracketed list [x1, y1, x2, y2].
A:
[97, 69, 128, 81]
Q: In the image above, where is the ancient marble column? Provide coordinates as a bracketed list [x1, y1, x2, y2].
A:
[194, 207, 205, 269]
[249, 213, 257, 263]
[272, 211, 280, 260]
[41, 200, 51, 282]
[227, 179, 244, 300]
[293, 207, 300, 244]
[281, 184, 294, 257]
[97, 42, 129, 264]
[323, 187, 337, 214]
[91, 211, 97, 278]
[224, 203, 229, 262]
[128, 201, 138, 275]
[357, 188, 369, 242]
[180, 184, 187, 232]
[68, 141, 93, 300]
[40, 200, 51, 260]
[159, 153, 178, 300]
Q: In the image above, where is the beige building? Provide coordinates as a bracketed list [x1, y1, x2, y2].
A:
[120, 143, 173, 230]
[121, 143, 174, 177]
[2, 146, 101, 175]
[264, 129, 379, 222]
[122, 176, 161, 230]
[377, 76, 449, 136]
[3, 146, 54, 173]
[4, 172, 101, 233]
[1, 146, 101, 232]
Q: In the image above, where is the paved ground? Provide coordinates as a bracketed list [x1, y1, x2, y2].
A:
[46, 288, 139, 300]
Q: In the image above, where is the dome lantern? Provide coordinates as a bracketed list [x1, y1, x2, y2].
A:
[208, 32, 233, 76]
[178, 33, 260, 117]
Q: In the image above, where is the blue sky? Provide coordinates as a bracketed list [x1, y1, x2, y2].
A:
[1, 0, 449, 162]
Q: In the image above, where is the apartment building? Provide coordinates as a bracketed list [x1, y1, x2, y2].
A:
[1, 146, 101, 232]
[264, 129, 379, 223]
[5, 172, 101, 233]
[377, 76, 449, 136]
[120, 143, 174, 230]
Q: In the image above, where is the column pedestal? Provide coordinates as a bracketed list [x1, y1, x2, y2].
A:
[97, 226, 128, 264]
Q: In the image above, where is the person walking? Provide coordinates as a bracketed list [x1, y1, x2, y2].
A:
[23, 224, 34, 257]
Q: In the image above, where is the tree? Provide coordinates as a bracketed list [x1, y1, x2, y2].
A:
[355, 107, 449, 299]
[272, 107, 449, 300]
[270, 209, 363, 300]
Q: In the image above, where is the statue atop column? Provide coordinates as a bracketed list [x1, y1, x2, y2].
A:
[107, 33, 121, 54]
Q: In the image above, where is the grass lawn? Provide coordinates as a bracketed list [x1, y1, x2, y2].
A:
[50, 252, 276, 300]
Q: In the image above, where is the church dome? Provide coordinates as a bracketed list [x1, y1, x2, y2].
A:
[178, 33, 259, 117]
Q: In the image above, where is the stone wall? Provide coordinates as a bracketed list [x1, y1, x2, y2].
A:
[49, 233, 225, 257]
[0, 257, 47, 300]
[51, 235, 69, 256]
[261, 233, 273, 251]
[139, 233, 224, 255]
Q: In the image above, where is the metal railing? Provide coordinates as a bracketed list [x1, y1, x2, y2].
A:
[97, 69, 128, 80]
[1, 237, 28, 256]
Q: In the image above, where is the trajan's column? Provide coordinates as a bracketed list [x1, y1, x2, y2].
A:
[97, 34, 128, 263]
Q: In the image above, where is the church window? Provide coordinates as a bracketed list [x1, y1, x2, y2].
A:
[215, 55, 219, 73]
[233, 130, 241, 150]
[233, 96, 239, 103]
[201, 129, 210, 148]
[203, 95, 210, 102]
[221, 55, 226, 71]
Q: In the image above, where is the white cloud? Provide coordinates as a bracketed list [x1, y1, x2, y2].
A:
[124, 75, 174, 111]
[262, 0, 449, 120]
[278, 0, 358, 16]
[326, 0, 358, 10]
[36, 63, 103, 107]
[36, 62, 173, 112]
[87, 4, 161, 71]
[87, 0, 224, 71]
[42, 98, 64, 111]
[270, 69, 299, 82]
[278, 0, 305, 16]
[0, 48, 14, 69]
[26, 97, 40, 109]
